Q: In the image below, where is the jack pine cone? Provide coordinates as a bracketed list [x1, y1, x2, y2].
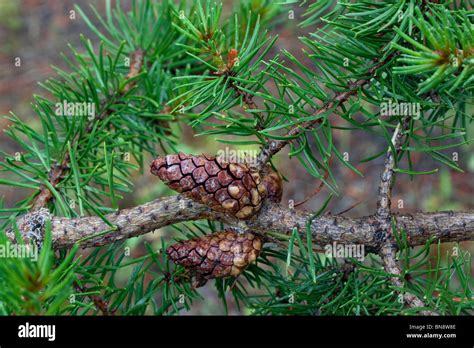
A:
[151, 153, 267, 219]
[166, 229, 262, 285]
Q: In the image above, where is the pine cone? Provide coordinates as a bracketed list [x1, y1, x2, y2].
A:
[166, 230, 262, 285]
[151, 153, 267, 219]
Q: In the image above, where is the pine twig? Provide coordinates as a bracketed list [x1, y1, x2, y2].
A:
[122, 49, 145, 94]
[29, 48, 146, 212]
[213, 48, 266, 130]
[254, 50, 399, 170]
[380, 243, 437, 316]
[375, 118, 438, 316]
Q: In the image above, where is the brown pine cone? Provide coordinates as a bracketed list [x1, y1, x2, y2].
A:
[166, 230, 262, 285]
[151, 153, 267, 219]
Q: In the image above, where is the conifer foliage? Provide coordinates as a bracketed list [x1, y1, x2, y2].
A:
[0, 0, 473, 315]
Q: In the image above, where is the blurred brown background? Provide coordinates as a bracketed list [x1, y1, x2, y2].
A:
[0, 0, 473, 314]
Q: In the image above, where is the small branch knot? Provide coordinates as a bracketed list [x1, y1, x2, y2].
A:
[16, 208, 51, 249]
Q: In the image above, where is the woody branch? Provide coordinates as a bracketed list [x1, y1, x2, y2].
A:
[374, 118, 438, 315]
[8, 196, 474, 250]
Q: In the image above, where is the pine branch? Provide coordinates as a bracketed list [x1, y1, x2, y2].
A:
[30, 156, 70, 211]
[254, 49, 400, 169]
[121, 49, 145, 94]
[230, 78, 265, 131]
[8, 196, 474, 251]
[375, 120, 405, 220]
[2, 0, 472, 316]
[380, 243, 437, 315]
[219, 49, 266, 131]
[29, 49, 146, 212]
[375, 117, 437, 315]
[213, 60, 266, 130]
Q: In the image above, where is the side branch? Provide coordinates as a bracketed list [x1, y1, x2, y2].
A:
[255, 51, 398, 169]
[29, 48, 145, 211]
[8, 196, 474, 250]
[375, 122, 404, 220]
[375, 118, 437, 315]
